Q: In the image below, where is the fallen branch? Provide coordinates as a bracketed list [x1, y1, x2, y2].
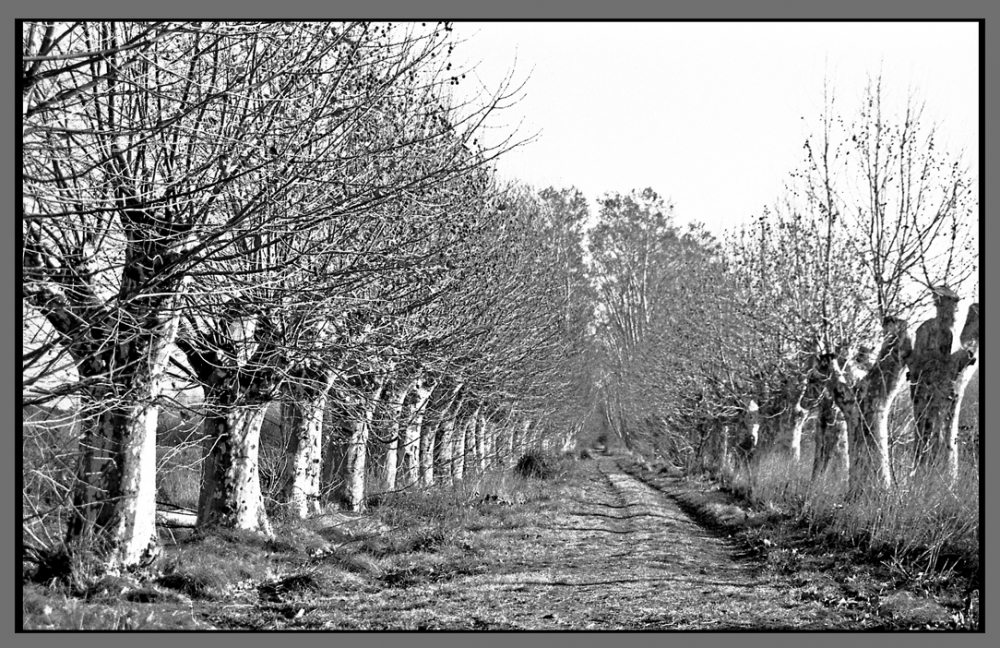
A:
[156, 506, 197, 528]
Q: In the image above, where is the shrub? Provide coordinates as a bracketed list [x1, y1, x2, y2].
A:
[514, 451, 570, 480]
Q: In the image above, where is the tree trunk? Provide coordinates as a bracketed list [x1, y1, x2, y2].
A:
[772, 358, 828, 464]
[811, 394, 848, 480]
[907, 292, 979, 482]
[460, 411, 479, 478]
[67, 394, 163, 569]
[452, 416, 468, 481]
[502, 420, 516, 468]
[826, 317, 912, 499]
[335, 377, 385, 512]
[178, 307, 280, 536]
[420, 420, 441, 487]
[63, 295, 181, 569]
[771, 378, 816, 464]
[475, 410, 487, 472]
[197, 400, 272, 536]
[282, 372, 336, 519]
[435, 417, 456, 487]
[414, 380, 437, 488]
[722, 423, 731, 472]
[483, 417, 496, 466]
[26, 178, 195, 570]
[382, 378, 414, 492]
[715, 423, 730, 475]
[430, 386, 464, 487]
[559, 425, 576, 454]
[736, 399, 760, 466]
[321, 411, 349, 501]
[399, 378, 433, 489]
[513, 419, 531, 457]
[510, 420, 523, 457]
[786, 396, 809, 464]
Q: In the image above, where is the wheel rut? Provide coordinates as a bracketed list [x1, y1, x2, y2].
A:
[389, 456, 853, 629]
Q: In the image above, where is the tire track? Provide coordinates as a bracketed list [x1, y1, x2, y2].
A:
[314, 457, 859, 629]
[452, 456, 850, 629]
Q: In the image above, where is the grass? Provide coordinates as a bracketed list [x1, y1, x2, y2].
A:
[156, 445, 202, 511]
[22, 450, 579, 630]
[711, 445, 980, 593]
[624, 451, 979, 631]
[23, 583, 211, 630]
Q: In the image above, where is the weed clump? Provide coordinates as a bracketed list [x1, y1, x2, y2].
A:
[156, 563, 227, 600]
[23, 545, 74, 586]
[514, 451, 569, 480]
[257, 573, 323, 601]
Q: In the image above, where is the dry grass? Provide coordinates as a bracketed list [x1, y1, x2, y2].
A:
[722, 447, 979, 584]
[22, 453, 580, 630]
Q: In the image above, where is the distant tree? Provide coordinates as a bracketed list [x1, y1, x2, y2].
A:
[588, 188, 727, 463]
[722, 77, 978, 494]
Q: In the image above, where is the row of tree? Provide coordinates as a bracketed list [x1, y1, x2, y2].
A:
[22, 22, 594, 572]
[22, 22, 978, 577]
[589, 79, 979, 500]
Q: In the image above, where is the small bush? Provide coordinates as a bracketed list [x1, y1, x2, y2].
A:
[23, 545, 74, 586]
[514, 451, 566, 479]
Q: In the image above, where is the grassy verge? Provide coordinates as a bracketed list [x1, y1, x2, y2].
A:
[723, 451, 979, 584]
[22, 450, 578, 630]
[622, 453, 980, 631]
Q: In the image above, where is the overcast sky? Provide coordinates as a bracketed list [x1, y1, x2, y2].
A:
[449, 22, 979, 238]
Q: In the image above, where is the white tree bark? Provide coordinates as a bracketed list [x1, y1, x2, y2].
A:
[475, 409, 487, 472]
[382, 378, 414, 492]
[337, 377, 385, 511]
[88, 305, 178, 568]
[826, 317, 912, 499]
[399, 378, 433, 489]
[282, 371, 337, 519]
[772, 375, 816, 464]
[452, 415, 470, 481]
[483, 416, 496, 467]
[431, 386, 464, 486]
[501, 419, 516, 468]
[718, 423, 730, 474]
[197, 403, 272, 536]
[513, 419, 531, 457]
[436, 416, 457, 487]
[44, 276, 187, 570]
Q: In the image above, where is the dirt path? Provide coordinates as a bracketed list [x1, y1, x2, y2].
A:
[295, 456, 854, 630]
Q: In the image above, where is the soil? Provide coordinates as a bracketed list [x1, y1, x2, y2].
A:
[374, 457, 846, 630]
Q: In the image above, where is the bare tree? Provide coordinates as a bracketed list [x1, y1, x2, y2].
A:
[22, 22, 282, 567]
[907, 290, 979, 482]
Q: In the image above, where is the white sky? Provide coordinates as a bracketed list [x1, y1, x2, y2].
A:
[449, 22, 980, 239]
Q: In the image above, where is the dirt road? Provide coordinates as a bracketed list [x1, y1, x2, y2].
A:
[288, 456, 857, 630]
[25, 453, 962, 629]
